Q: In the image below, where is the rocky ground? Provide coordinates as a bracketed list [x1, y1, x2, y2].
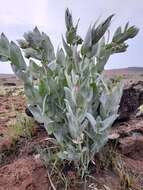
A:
[0, 70, 143, 190]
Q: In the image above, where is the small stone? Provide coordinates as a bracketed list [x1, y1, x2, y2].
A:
[108, 133, 120, 140]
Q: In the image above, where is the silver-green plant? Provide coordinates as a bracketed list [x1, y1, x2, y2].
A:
[0, 9, 139, 176]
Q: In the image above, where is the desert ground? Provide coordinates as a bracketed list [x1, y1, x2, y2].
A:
[0, 68, 143, 190]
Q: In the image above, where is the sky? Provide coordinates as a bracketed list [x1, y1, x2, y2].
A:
[0, 0, 142, 73]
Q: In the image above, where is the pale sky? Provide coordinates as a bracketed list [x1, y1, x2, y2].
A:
[0, 0, 142, 73]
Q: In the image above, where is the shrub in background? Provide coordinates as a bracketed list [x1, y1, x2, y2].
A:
[0, 9, 138, 176]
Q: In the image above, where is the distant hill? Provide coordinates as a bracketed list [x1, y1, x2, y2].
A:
[105, 67, 143, 76]
[126, 67, 143, 72]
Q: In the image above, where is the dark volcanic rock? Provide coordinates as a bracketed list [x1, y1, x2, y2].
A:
[118, 81, 143, 121]
[3, 82, 16, 86]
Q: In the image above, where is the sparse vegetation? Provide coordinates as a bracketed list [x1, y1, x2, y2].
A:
[0, 85, 24, 97]
[7, 112, 36, 141]
[111, 153, 141, 190]
[0, 86, 7, 96]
